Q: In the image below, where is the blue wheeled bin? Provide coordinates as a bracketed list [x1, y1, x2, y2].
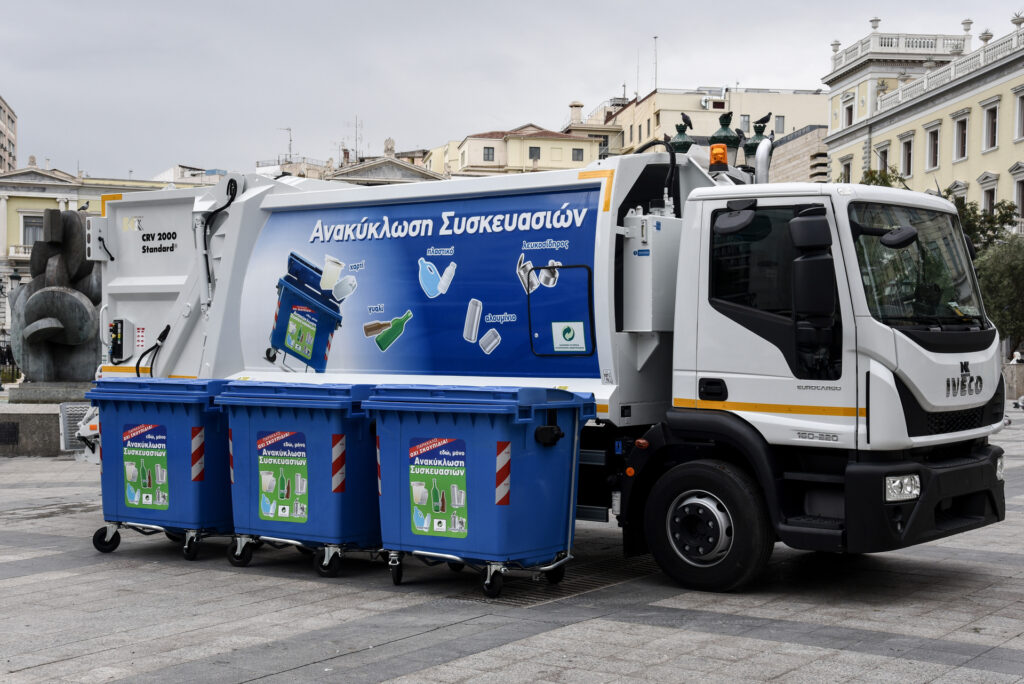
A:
[364, 385, 595, 597]
[86, 379, 232, 560]
[268, 252, 343, 372]
[215, 382, 379, 576]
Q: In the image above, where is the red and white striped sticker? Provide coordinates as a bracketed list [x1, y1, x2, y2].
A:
[228, 429, 234, 484]
[331, 434, 346, 493]
[495, 440, 511, 505]
[191, 427, 205, 482]
[376, 434, 381, 496]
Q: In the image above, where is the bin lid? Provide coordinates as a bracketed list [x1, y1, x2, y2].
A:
[363, 384, 596, 423]
[86, 378, 229, 404]
[215, 381, 373, 411]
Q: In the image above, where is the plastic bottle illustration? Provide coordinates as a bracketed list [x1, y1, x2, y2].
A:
[418, 258, 442, 298]
[375, 310, 412, 351]
[438, 262, 456, 294]
[431, 478, 441, 513]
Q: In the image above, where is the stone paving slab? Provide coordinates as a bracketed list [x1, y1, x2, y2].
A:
[0, 406, 1020, 681]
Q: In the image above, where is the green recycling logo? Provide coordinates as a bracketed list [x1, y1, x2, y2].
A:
[561, 326, 575, 341]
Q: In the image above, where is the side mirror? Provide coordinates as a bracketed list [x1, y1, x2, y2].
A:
[792, 254, 836, 322]
[880, 225, 918, 249]
[789, 207, 832, 250]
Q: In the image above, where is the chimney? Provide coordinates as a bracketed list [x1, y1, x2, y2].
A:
[569, 101, 584, 125]
[28, 155, 37, 167]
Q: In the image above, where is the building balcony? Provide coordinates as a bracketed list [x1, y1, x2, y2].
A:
[1013, 217, 1024, 235]
[877, 28, 1024, 114]
[830, 32, 969, 73]
[8, 245, 32, 260]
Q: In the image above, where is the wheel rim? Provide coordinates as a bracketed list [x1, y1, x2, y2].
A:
[666, 489, 733, 567]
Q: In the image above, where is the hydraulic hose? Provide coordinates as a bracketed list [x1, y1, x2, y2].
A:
[632, 137, 681, 218]
[201, 178, 238, 288]
[135, 325, 172, 377]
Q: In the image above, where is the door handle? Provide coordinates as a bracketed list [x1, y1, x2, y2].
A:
[698, 378, 728, 401]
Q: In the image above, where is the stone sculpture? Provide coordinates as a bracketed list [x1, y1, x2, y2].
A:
[8, 208, 101, 381]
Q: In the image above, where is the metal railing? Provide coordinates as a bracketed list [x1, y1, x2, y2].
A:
[877, 29, 1024, 113]
[255, 155, 327, 168]
[832, 32, 968, 71]
[1013, 217, 1024, 235]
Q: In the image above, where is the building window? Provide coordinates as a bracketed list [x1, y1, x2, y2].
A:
[954, 117, 968, 161]
[529, 146, 540, 161]
[629, 125, 633, 143]
[21, 214, 44, 245]
[483, 146, 494, 162]
[1017, 92, 1024, 139]
[572, 148, 583, 162]
[775, 115, 785, 135]
[901, 139, 913, 176]
[877, 147, 889, 171]
[926, 128, 940, 170]
[844, 104, 853, 127]
[740, 114, 750, 132]
[983, 188, 995, 214]
[460, 151, 466, 167]
[1017, 180, 1024, 218]
[841, 160, 852, 183]
[646, 119, 650, 138]
[983, 105, 998, 151]
[655, 112, 660, 127]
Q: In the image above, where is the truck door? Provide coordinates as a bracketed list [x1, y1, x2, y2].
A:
[693, 196, 859, 449]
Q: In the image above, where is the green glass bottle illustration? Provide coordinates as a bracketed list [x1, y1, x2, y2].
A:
[278, 468, 287, 500]
[375, 310, 413, 352]
[431, 478, 441, 513]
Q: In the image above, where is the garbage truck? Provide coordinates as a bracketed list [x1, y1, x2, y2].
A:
[81, 137, 1006, 591]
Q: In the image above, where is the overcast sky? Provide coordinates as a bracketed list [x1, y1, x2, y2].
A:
[0, 1, 1014, 179]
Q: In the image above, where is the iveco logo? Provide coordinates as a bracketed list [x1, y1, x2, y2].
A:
[946, 361, 983, 398]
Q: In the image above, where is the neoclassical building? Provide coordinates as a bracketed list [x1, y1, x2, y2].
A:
[824, 17, 1024, 230]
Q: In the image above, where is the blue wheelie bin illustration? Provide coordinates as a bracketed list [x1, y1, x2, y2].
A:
[267, 252, 344, 372]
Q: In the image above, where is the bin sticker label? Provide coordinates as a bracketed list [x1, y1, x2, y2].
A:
[123, 423, 169, 509]
[285, 306, 317, 360]
[409, 438, 467, 537]
[257, 431, 309, 523]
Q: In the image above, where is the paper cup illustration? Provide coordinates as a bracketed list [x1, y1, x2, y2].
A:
[260, 471, 276, 493]
[295, 473, 308, 496]
[320, 255, 344, 291]
[124, 462, 138, 482]
[154, 463, 167, 485]
[411, 481, 428, 505]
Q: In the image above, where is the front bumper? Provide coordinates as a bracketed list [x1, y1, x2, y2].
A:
[845, 442, 1004, 553]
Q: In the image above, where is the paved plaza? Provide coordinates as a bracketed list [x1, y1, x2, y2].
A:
[0, 407, 1022, 683]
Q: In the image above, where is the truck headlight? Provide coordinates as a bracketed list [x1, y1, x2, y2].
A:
[885, 474, 921, 502]
[996, 456, 1004, 482]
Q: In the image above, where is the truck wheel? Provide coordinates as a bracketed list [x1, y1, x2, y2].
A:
[644, 460, 772, 592]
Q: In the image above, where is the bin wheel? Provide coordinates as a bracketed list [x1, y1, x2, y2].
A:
[165, 531, 184, 544]
[543, 565, 566, 585]
[227, 542, 253, 567]
[481, 572, 503, 599]
[447, 562, 464, 573]
[389, 562, 403, 585]
[182, 537, 200, 561]
[643, 459, 773, 592]
[265, 348, 278, 363]
[314, 549, 342, 578]
[92, 527, 120, 553]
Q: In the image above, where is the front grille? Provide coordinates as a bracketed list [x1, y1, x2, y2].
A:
[926, 406, 985, 435]
[895, 375, 1004, 437]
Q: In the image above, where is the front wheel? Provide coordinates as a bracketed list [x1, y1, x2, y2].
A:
[227, 541, 253, 567]
[644, 459, 773, 592]
[92, 527, 120, 553]
[182, 536, 200, 561]
[314, 549, 342, 578]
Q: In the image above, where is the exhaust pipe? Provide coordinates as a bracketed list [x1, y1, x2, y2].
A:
[755, 138, 772, 184]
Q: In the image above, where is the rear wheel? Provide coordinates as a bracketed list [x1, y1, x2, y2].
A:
[644, 459, 772, 592]
[227, 541, 253, 567]
[182, 536, 200, 561]
[389, 562, 403, 585]
[481, 572, 503, 598]
[314, 548, 342, 577]
[543, 565, 566, 585]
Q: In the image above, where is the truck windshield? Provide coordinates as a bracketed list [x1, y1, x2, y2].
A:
[849, 202, 986, 328]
